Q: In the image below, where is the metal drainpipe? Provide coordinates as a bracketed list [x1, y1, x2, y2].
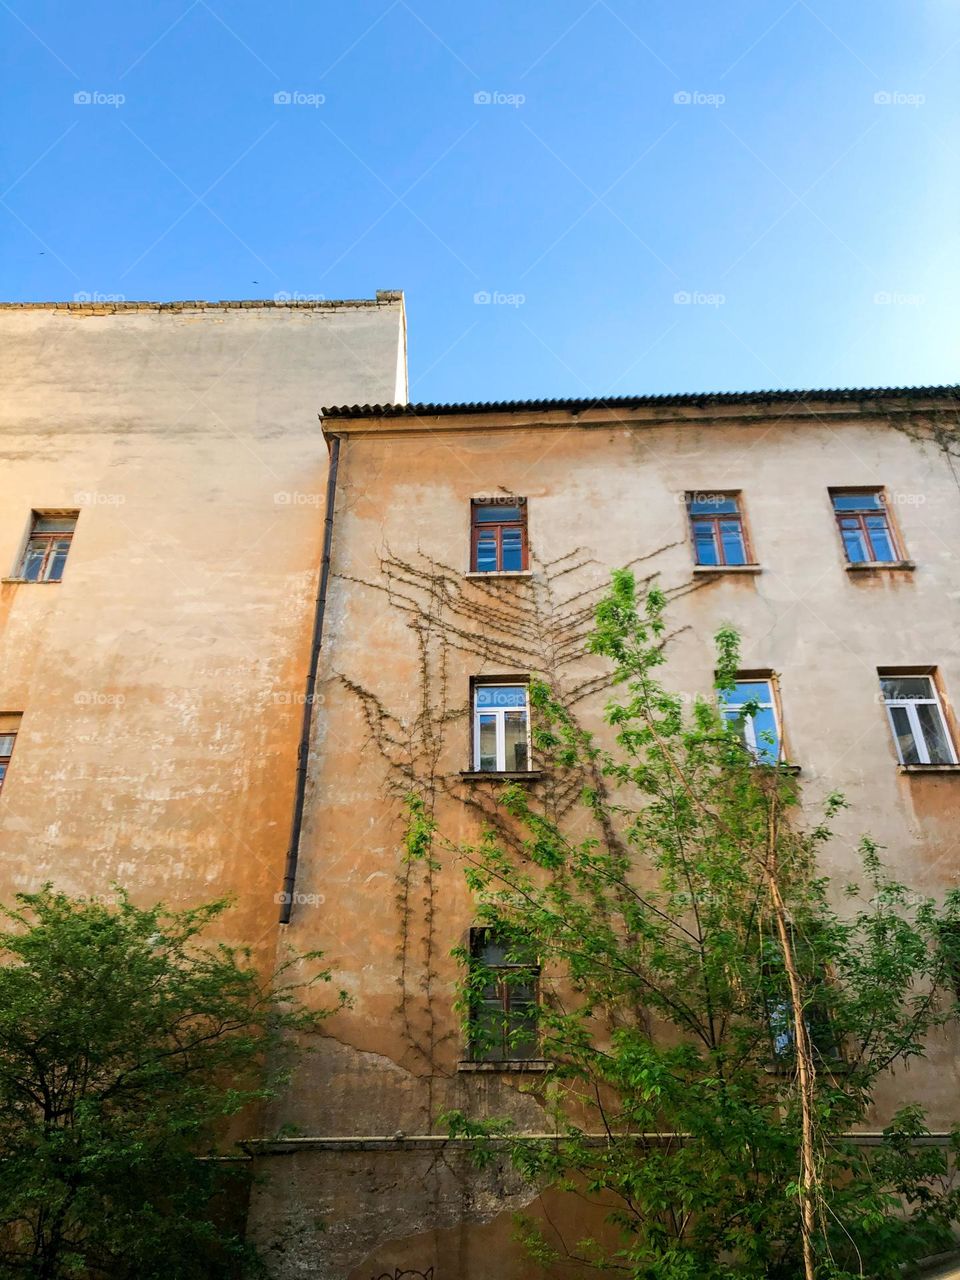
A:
[278, 431, 341, 924]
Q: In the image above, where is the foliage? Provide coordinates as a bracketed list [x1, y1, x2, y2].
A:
[0, 888, 341, 1279]
[426, 569, 960, 1278]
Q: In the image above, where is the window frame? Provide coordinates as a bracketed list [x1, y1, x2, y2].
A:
[879, 671, 957, 766]
[468, 927, 541, 1063]
[472, 679, 532, 773]
[686, 491, 753, 567]
[829, 487, 902, 564]
[17, 510, 79, 583]
[470, 498, 528, 573]
[720, 674, 784, 764]
[0, 714, 22, 796]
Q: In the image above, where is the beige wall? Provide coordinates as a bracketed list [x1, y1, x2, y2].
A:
[0, 297, 406, 960]
[253, 397, 960, 1278]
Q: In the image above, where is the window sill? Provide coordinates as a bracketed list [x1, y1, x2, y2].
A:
[458, 1060, 552, 1073]
[459, 770, 543, 783]
[464, 571, 534, 580]
[898, 764, 960, 775]
[692, 564, 762, 575]
[846, 560, 915, 572]
[1, 577, 60, 585]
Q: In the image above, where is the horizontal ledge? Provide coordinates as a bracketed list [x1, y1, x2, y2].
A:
[0, 577, 59, 585]
[692, 564, 762, 575]
[457, 1060, 552, 1073]
[463, 570, 534, 580]
[244, 1130, 955, 1154]
[898, 764, 960, 774]
[846, 560, 915, 572]
[458, 770, 544, 782]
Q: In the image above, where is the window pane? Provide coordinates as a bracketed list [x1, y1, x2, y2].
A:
[476, 685, 526, 709]
[839, 521, 868, 563]
[723, 680, 772, 705]
[917, 703, 954, 764]
[0, 735, 16, 756]
[832, 492, 883, 512]
[35, 516, 77, 533]
[692, 522, 718, 565]
[474, 530, 498, 573]
[474, 505, 521, 523]
[508, 999, 539, 1059]
[20, 541, 46, 581]
[722, 709, 751, 752]
[881, 677, 933, 702]
[473, 1000, 506, 1062]
[751, 705, 780, 763]
[477, 715, 497, 771]
[889, 705, 920, 764]
[500, 527, 523, 571]
[47, 540, 71, 581]
[504, 710, 529, 771]
[865, 515, 895, 562]
[689, 495, 739, 514]
[719, 519, 747, 565]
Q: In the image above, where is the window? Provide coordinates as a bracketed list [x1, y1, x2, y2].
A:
[468, 928, 540, 1062]
[831, 490, 900, 564]
[880, 673, 956, 765]
[471, 499, 527, 573]
[18, 512, 78, 582]
[687, 492, 750, 566]
[0, 715, 22, 795]
[762, 938, 839, 1066]
[719, 678, 782, 764]
[473, 682, 531, 772]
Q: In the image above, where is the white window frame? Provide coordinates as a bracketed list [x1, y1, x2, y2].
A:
[473, 682, 532, 772]
[722, 679, 782, 763]
[881, 675, 957, 765]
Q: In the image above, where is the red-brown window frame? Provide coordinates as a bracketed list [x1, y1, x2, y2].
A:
[829, 488, 902, 564]
[18, 511, 79, 582]
[687, 492, 753, 566]
[0, 714, 22, 796]
[470, 499, 528, 573]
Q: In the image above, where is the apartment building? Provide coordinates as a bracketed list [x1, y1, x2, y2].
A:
[249, 387, 960, 1279]
[0, 294, 406, 962]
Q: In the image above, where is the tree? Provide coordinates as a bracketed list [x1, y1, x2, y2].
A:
[0, 888, 340, 1279]
[421, 569, 960, 1279]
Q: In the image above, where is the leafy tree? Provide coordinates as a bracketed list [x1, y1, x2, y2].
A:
[0, 888, 340, 1279]
[420, 569, 960, 1279]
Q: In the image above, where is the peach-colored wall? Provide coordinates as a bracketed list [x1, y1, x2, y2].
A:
[254, 397, 960, 1278]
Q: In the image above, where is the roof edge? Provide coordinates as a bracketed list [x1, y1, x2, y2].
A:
[321, 385, 960, 419]
[0, 292, 404, 314]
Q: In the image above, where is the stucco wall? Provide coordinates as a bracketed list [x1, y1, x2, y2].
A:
[0, 297, 406, 961]
[253, 398, 960, 1278]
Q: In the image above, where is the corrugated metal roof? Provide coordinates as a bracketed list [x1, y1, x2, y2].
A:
[321, 385, 960, 419]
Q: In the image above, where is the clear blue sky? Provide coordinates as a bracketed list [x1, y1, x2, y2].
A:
[2, 1, 958, 403]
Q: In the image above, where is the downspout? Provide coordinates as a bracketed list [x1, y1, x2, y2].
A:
[278, 430, 342, 924]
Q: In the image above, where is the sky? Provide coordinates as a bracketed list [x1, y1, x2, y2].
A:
[2, 1, 959, 404]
